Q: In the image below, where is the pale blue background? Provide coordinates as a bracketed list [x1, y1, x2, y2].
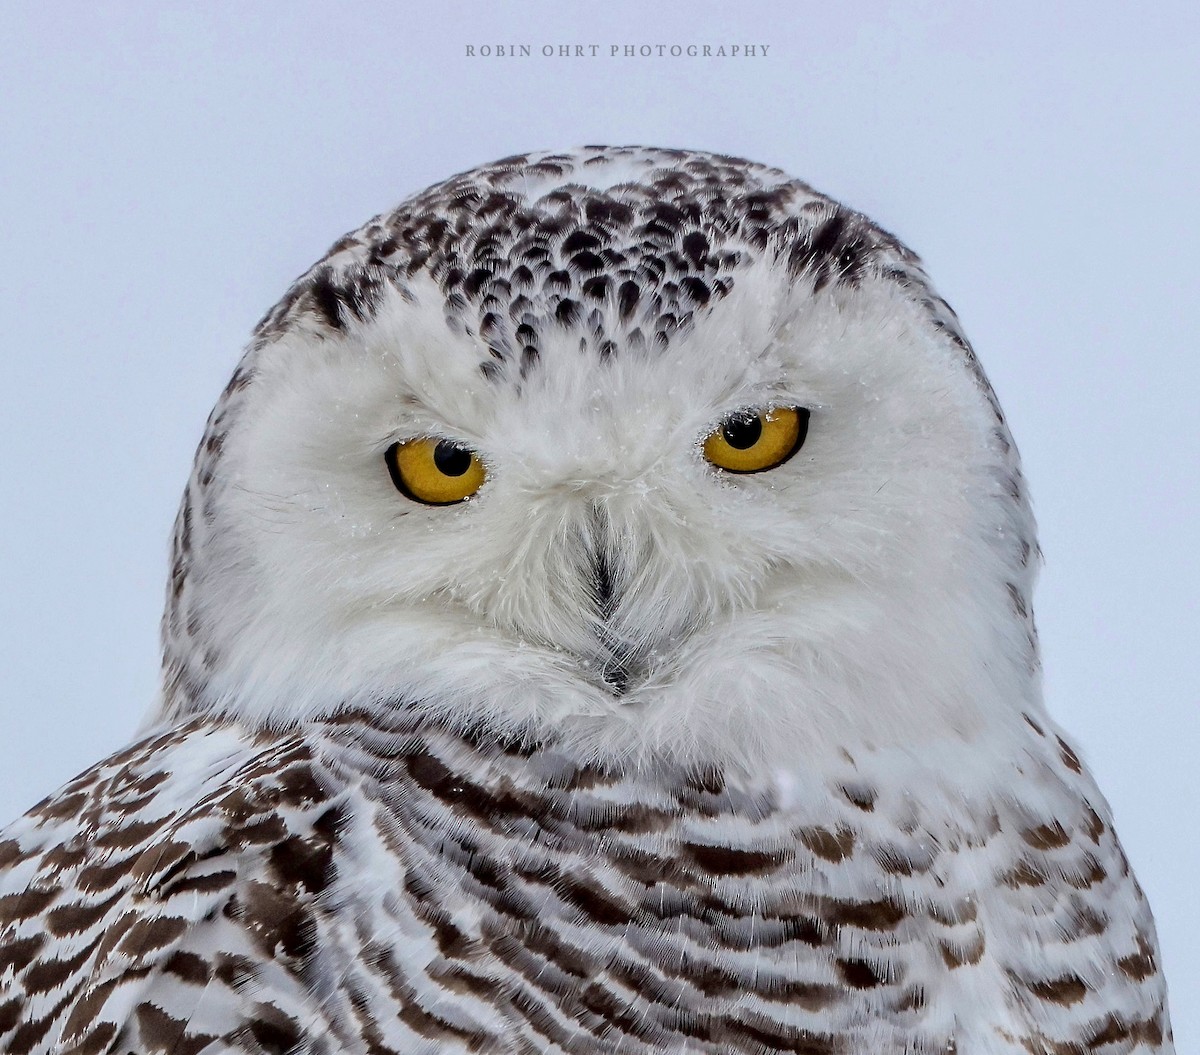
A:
[2, 0, 1196, 1043]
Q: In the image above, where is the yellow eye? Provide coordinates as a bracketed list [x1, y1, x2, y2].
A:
[702, 406, 810, 474]
[386, 438, 487, 505]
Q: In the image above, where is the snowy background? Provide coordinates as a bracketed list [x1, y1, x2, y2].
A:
[2, 1, 1196, 1043]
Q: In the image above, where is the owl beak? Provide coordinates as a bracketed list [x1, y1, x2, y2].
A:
[592, 545, 618, 619]
[585, 504, 646, 697]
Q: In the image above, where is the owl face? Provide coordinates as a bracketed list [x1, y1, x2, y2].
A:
[163, 149, 1039, 769]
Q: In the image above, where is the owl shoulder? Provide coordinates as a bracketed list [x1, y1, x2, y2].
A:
[0, 716, 349, 1053]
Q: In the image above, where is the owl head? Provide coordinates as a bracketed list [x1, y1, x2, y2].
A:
[157, 148, 1040, 770]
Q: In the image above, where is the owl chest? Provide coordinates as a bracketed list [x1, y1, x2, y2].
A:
[329, 782, 984, 1053]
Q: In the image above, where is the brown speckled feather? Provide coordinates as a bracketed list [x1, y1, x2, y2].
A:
[0, 709, 1171, 1053]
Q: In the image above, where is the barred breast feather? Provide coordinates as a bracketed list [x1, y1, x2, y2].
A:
[0, 709, 1169, 1054]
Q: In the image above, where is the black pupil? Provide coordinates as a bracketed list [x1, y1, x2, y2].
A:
[433, 441, 472, 477]
[722, 414, 763, 450]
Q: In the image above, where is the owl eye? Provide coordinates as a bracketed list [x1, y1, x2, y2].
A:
[386, 438, 487, 505]
[702, 406, 809, 474]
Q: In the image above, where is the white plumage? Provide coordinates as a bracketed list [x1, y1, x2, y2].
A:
[0, 147, 1173, 1053]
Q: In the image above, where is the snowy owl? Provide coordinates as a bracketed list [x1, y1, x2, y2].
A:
[0, 147, 1173, 1053]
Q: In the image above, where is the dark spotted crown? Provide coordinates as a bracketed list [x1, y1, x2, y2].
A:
[252, 146, 967, 382]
